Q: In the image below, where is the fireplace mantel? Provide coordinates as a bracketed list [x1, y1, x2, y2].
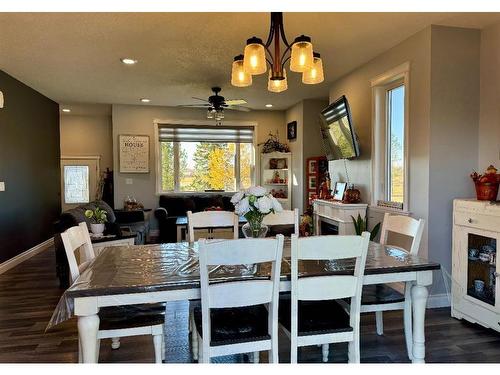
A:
[313, 199, 368, 235]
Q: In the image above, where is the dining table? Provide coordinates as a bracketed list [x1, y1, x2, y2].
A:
[48, 239, 440, 363]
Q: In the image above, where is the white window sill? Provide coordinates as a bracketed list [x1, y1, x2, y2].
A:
[368, 205, 411, 216]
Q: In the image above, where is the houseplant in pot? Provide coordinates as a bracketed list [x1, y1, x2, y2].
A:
[231, 186, 283, 238]
[84, 207, 108, 236]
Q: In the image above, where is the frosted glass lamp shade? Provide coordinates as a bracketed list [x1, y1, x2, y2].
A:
[302, 52, 324, 84]
[290, 35, 314, 73]
[231, 55, 252, 87]
[243, 37, 267, 75]
[268, 69, 288, 93]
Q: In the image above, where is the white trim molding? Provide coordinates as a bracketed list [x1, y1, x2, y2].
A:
[370, 61, 411, 212]
[0, 237, 54, 275]
[427, 293, 451, 309]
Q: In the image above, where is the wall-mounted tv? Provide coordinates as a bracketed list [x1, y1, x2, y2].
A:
[319, 95, 360, 160]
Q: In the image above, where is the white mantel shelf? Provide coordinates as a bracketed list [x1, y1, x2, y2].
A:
[313, 199, 368, 235]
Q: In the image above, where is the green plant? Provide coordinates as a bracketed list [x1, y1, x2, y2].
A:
[351, 214, 380, 241]
[84, 207, 108, 224]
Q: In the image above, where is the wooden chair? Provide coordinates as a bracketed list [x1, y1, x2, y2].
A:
[279, 233, 370, 363]
[61, 222, 166, 363]
[192, 235, 284, 363]
[187, 210, 239, 243]
[262, 208, 300, 236]
[360, 213, 425, 359]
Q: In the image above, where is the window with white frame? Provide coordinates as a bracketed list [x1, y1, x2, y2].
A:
[156, 124, 255, 193]
[371, 62, 409, 210]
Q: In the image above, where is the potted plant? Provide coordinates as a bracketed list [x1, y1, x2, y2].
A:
[351, 213, 380, 241]
[84, 207, 108, 236]
[231, 186, 283, 238]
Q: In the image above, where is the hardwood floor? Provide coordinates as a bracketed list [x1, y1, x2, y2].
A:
[1, 247, 500, 363]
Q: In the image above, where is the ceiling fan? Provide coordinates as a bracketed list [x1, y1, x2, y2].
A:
[179, 87, 251, 122]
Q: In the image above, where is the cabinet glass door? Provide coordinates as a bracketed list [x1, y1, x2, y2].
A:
[466, 233, 497, 306]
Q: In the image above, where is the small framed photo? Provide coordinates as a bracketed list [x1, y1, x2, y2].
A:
[309, 176, 317, 189]
[287, 121, 297, 140]
[308, 159, 317, 174]
[333, 182, 347, 201]
[270, 158, 287, 169]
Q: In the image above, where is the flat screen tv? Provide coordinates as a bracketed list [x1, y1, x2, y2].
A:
[319, 95, 360, 160]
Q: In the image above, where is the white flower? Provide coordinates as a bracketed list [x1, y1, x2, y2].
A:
[256, 196, 272, 214]
[247, 186, 267, 197]
[235, 197, 250, 215]
[270, 196, 283, 212]
[231, 191, 244, 204]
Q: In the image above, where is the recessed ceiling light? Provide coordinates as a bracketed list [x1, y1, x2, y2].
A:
[265, 104, 273, 108]
[140, 98, 151, 103]
[120, 58, 137, 65]
[62, 108, 71, 113]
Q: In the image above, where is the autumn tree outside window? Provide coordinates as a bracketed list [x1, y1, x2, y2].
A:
[157, 124, 255, 193]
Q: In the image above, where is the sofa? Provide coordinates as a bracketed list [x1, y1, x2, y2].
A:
[54, 200, 149, 288]
[154, 194, 234, 243]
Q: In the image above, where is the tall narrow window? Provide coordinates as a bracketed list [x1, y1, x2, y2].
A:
[386, 85, 405, 203]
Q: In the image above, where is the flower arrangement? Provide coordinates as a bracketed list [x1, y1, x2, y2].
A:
[231, 186, 283, 238]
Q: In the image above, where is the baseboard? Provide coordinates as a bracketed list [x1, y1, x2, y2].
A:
[0, 237, 54, 275]
[427, 293, 451, 308]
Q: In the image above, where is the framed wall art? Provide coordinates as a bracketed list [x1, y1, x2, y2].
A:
[119, 134, 150, 173]
[287, 121, 297, 140]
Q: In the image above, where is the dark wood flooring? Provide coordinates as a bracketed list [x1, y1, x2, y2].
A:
[1, 248, 500, 363]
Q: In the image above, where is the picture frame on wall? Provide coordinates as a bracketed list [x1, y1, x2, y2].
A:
[309, 176, 317, 189]
[119, 134, 150, 173]
[308, 159, 317, 173]
[287, 121, 297, 140]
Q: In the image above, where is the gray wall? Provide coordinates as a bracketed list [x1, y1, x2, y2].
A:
[285, 101, 304, 213]
[0, 70, 60, 263]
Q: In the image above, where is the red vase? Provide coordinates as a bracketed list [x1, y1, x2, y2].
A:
[475, 182, 499, 201]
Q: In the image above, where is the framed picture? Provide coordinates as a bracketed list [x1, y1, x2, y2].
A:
[119, 134, 150, 173]
[309, 176, 317, 189]
[308, 159, 317, 174]
[333, 182, 347, 201]
[269, 158, 287, 169]
[287, 121, 297, 140]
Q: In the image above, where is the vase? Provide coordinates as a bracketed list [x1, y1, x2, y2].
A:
[90, 223, 105, 236]
[242, 223, 269, 238]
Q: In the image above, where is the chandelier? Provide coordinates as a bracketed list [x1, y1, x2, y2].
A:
[231, 12, 324, 93]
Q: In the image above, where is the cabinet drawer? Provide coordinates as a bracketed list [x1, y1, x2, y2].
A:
[454, 211, 500, 232]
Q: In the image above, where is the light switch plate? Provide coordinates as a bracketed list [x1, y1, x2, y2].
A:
[125, 178, 133, 185]
[0, 182, 5, 191]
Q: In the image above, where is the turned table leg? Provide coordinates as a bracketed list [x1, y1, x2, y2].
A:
[78, 314, 100, 363]
[411, 282, 429, 363]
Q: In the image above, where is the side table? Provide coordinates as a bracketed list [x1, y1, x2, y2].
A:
[91, 233, 137, 256]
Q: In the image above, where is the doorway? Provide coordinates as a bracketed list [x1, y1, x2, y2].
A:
[60, 156, 100, 212]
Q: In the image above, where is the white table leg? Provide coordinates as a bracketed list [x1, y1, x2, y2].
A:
[411, 283, 429, 363]
[78, 314, 100, 363]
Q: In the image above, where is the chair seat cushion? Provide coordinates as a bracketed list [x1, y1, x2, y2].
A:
[361, 284, 404, 305]
[193, 304, 270, 347]
[99, 303, 166, 331]
[278, 296, 352, 336]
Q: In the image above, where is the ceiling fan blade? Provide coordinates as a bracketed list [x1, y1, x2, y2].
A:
[226, 105, 251, 112]
[225, 99, 247, 106]
[178, 104, 211, 108]
[192, 97, 210, 103]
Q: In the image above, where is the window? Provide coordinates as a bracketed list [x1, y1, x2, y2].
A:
[371, 62, 409, 211]
[63, 165, 89, 204]
[157, 124, 255, 193]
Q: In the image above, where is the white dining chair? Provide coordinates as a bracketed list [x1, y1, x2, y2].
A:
[61, 222, 166, 363]
[262, 208, 300, 236]
[360, 213, 425, 359]
[279, 233, 370, 363]
[192, 235, 284, 363]
[187, 210, 239, 243]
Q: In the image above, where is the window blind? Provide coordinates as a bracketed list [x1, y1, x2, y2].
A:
[158, 124, 254, 143]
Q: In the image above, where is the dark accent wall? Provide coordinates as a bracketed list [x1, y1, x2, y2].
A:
[0, 70, 60, 263]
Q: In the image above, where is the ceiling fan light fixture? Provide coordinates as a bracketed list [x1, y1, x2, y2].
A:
[243, 37, 267, 75]
[302, 52, 324, 84]
[207, 107, 215, 119]
[268, 69, 288, 93]
[290, 35, 314, 73]
[231, 55, 252, 87]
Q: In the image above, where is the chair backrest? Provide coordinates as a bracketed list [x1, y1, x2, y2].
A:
[198, 235, 284, 346]
[290, 233, 370, 331]
[262, 208, 300, 236]
[379, 213, 425, 255]
[60, 222, 95, 284]
[187, 210, 239, 243]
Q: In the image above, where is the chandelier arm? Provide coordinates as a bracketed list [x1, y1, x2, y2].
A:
[264, 45, 275, 67]
[281, 45, 292, 64]
[278, 12, 291, 48]
[281, 55, 291, 70]
[264, 13, 277, 48]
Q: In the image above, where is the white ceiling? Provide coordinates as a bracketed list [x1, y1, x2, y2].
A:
[0, 12, 499, 111]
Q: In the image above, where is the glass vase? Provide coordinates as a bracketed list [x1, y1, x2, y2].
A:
[242, 222, 269, 238]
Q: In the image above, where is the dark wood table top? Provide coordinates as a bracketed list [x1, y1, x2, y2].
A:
[65, 240, 440, 299]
